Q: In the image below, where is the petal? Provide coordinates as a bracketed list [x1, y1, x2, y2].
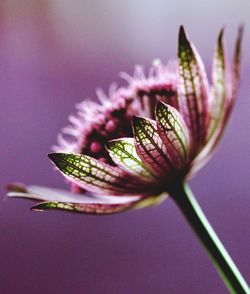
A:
[7, 184, 141, 215]
[206, 28, 228, 142]
[191, 27, 243, 176]
[229, 25, 244, 113]
[48, 153, 147, 196]
[31, 193, 168, 214]
[7, 185, 167, 215]
[31, 201, 136, 214]
[178, 26, 209, 152]
[211, 26, 243, 132]
[132, 116, 176, 177]
[7, 184, 140, 203]
[106, 138, 155, 180]
[156, 101, 190, 167]
[7, 184, 95, 203]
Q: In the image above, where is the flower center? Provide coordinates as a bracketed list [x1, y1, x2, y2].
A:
[56, 60, 178, 193]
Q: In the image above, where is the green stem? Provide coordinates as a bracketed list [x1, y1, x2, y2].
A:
[169, 181, 250, 294]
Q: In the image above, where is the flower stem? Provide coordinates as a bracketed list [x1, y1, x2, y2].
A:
[169, 182, 250, 294]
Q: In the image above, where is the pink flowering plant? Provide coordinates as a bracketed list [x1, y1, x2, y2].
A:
[8, 26, 249, 293]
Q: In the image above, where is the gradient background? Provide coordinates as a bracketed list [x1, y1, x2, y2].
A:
[0, 1, 250, 293]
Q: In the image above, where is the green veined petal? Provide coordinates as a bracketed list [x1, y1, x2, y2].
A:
[31, 193, 168, 214]
[156, 101, 190, 167]
[48, 153, 144, 196]
[231, 25, 243, 107]
[207, 28, 227, 141]
[106, 138, 155, 180]
[193, 27, 244, 175]
[31, 201, 135, 214]
[178, 26, 209, 150]
[7, 183, 141, 215]
[132, 116, 175, 177]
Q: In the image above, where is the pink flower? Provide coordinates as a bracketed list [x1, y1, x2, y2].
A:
[8, 26, 243, 214]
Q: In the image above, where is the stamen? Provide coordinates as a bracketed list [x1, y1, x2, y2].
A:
[90, 141, 102, 154]
[105, 120, 117, 133]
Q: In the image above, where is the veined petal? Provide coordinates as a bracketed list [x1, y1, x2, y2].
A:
[132, 116, 175, 177]
[106, 138, 155, 180]
[230, 25, 244, 112]
[156, 101, 190, 167]
[48, 153, 147, 196]
[207, 28, 227, 142]
[211, 26, 243, 134]
[31, 193, 168, 214]
[7, 184, 167, 214]
[7, 184, 141, 215]
[192, 27, 244, 176]
[31, 201, 136, 214]
[178, 26, 209, 151]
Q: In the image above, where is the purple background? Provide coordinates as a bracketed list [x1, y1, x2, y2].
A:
[0, 1, 250, 293]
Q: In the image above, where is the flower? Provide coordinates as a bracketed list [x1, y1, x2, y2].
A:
[8, 26, 243, 214]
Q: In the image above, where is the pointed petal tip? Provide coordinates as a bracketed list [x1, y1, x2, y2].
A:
[105, 141, 112, 150]
[132, 115, 141, 123]
[218, 27, 225, 43]
[179, 25, 185, 35]
[132, 115, 144, 129]
[5, 183, 28, 193]
[155, 100, 165, 117]
[236, 24, 244, 43]
[178, 25, 188, 44]
[106, 138, 126, 151]
[31, 203, 46, 212]
[155, 100, 175, 119]
[48, 152, 60, 162]
[48, 152, 69, 168]
[156, 100, 167, 110]
[132, 116, 151, 132]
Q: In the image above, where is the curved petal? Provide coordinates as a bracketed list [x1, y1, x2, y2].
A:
[156, 101, 190, 168]
[227, 25, 244, 118]
[7, 184, 168, 214]
[132, 116, 176, 177]
[48, 153, 148, 196]
[7, 184, 141, 215]
[178, 26, 209, 153]
[31, 193, 168, 214]
[32, 201, 136, 214]
[106, 138, 155, 180]
[206, 28, 228, 142]
[192, 27, 243, 176]
[7, 184, 140, 203]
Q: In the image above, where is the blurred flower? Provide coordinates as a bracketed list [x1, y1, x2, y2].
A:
[8, 26, 243, 214]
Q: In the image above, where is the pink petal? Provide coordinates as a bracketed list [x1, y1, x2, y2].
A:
[132, 116, 176, 178]
[156, 101, 190, 168]
[193, 27, 243, 176]
[178, 26, 209, 154]
[227, 25, 244, 118]
[31, 192, 168, 214]
[7, 184, 141, 214]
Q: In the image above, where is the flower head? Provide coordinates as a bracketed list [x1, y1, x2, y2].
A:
[8, 26, 243, 214]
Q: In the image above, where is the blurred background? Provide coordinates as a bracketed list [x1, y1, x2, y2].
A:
[0, 1, 250, 293]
